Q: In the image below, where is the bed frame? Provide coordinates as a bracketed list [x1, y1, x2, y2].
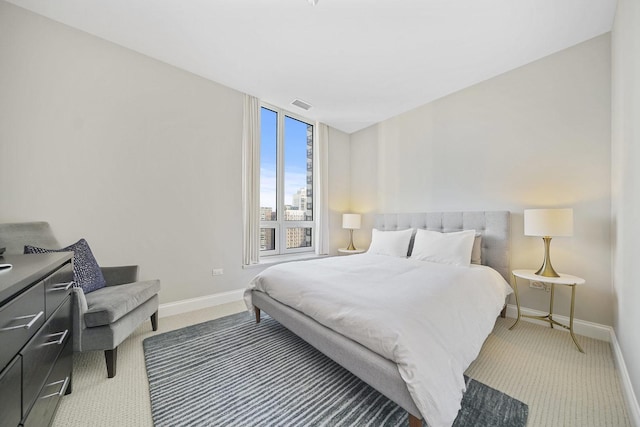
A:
[252, 211, 511, 427]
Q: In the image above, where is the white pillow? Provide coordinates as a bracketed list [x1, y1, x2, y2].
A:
[471, 234, 482, 265]
[410, 229, 476, 266]
[367, 228, 414, 257]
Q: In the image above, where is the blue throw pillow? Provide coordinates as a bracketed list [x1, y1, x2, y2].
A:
[24, 238, 106, 294]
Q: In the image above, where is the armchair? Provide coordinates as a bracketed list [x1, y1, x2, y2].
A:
[0, 222, 160, 378]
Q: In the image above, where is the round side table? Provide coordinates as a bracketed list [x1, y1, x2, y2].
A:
[509, 269, 585, 353]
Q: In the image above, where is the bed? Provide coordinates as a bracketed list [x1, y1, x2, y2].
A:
[245, 211, 511, 427]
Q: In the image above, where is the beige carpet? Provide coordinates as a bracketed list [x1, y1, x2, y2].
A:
[465, 318, 630, 427]
[52, 303, 631, 427]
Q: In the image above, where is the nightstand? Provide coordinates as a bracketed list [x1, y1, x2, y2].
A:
[338, 248, 366, 255]
[509, 269, 585, 353]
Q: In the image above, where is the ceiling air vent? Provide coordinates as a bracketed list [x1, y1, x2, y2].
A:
[291, 99, 312, 111]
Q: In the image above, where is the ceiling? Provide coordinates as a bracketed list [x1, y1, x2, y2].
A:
[7, 0, 617, 134]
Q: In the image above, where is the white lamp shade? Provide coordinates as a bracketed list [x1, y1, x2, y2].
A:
[524, 208, 573, 237]
[342, 214, 361, 230]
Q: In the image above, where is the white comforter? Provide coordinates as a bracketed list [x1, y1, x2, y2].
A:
[244, 254, 512, 427]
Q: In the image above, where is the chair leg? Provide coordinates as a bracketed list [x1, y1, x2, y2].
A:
[65, 370, 73, 395]
[151, 311, 159, 331]
[105, 348, 117, 378]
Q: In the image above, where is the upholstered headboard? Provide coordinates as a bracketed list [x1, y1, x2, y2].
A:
[374, 211, 511, 282]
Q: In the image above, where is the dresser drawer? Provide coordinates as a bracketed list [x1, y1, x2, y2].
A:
[22, 339, 72, 427]
[0, 356, 21, 427]
[0, 282, 45, 371]
[43, 262, 73, 319]
[21, 296, 71, 417]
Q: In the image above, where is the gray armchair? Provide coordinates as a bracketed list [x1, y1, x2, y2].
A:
[0, 222, 160, 378]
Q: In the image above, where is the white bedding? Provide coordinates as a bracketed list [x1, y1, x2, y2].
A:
[244, 254, 512, 427]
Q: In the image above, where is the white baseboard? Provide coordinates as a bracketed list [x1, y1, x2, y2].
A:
[610, 330, 640, 427]
[505, 304, 612, 342]
[158, 289, 244, 318]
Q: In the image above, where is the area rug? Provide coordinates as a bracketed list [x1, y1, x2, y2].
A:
[143, 312, 528, 426]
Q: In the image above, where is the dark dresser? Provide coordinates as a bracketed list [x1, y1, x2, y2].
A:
[0, 253, 73, 427]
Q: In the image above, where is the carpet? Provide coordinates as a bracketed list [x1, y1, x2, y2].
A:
[143, 312, 528, 426]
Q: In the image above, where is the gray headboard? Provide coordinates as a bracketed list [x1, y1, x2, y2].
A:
[374, 211, 511, 282]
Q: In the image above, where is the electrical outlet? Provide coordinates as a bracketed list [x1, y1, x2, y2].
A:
[212, 268, 224, 276]
[530, 281, 545, 290]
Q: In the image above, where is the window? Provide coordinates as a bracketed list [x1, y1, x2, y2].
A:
[260, 105, 314, 256]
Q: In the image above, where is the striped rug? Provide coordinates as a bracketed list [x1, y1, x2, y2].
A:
[143, 312, 528, 426]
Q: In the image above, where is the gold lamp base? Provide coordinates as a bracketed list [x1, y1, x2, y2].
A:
[535, 236, 560, 277]
[346, 229, 357, 251]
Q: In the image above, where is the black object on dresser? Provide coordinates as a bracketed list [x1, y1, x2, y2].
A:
[0, 253, 73, 427]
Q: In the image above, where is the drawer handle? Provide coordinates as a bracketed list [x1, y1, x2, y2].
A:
[42, 329, 69, 346]
[51, 281, 74, 291]
[0, 311, 44, 331]
[40, 376, 70, 400]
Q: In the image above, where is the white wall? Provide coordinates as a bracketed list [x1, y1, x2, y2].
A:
[612, 0, 640, 410]
[0, 1, 350, 304]
[351, 35, 612, 326]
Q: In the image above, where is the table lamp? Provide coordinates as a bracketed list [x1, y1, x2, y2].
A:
[342, 214, 361, 251]
[524, 208, 573, 277]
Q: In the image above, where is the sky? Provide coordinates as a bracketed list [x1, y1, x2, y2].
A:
[260, 107, 311, 212]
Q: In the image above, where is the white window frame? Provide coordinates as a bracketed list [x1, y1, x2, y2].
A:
[260, 104, 315, 257]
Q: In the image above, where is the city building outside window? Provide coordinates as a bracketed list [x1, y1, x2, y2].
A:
[260, 105, 314, 256]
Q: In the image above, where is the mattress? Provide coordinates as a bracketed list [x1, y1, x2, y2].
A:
[244, 253, 512, 427]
